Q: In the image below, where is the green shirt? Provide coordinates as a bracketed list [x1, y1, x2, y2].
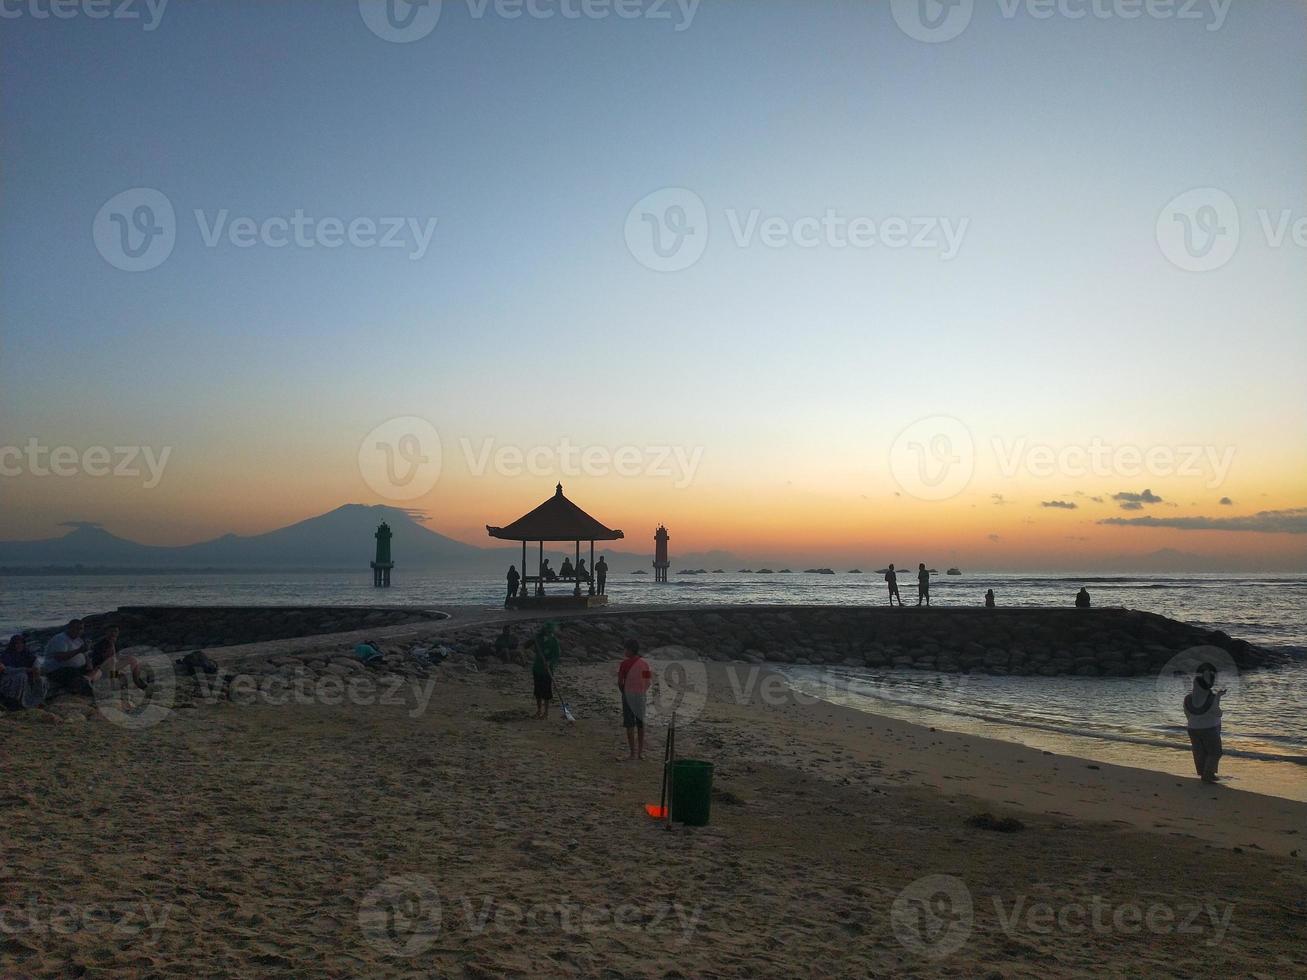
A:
[532, 634, 560, 676]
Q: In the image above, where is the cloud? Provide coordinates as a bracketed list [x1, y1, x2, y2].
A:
[1041, 500, 1078, 510]
[991, 493, 1006, 505]
[1113, 489, 1162, 508]
[1097, 507, 1307, 534]
[1119, 501, 1143, 511]
[987, 533, 1001, 542]
[1089, 496, 1104, 504]
[1219, 497, 1233, 506]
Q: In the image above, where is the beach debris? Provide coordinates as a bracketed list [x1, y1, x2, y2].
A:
[965, 812, 1025, 833]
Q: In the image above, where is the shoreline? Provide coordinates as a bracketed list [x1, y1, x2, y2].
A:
[6, 627, 1306, 974]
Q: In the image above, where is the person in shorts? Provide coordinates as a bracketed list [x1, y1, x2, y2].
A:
[617, 638, 652, 761]
[532, 622, 561, 719]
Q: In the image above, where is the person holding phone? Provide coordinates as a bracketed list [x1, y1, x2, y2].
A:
[1183, 662, 1226, 784]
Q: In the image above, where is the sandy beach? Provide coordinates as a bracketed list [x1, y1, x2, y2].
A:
[4, 613, 1306, 978]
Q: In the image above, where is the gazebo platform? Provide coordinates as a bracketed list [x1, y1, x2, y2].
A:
[507, 594, 610, 610]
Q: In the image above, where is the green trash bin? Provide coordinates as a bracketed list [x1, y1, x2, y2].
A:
[670, 759, 714, 826]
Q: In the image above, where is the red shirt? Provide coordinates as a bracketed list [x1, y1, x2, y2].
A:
[617, 655, 652, 694]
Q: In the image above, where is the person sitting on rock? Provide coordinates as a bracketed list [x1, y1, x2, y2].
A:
[86, 625, 150, 692]
[493, 625, 515, 661]
[40, 619, 94, 695]
[0, 635, 51, 711]
[1075, 587, 1091, 608]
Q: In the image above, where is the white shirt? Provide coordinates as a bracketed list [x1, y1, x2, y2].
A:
[41, 631, 86, 672]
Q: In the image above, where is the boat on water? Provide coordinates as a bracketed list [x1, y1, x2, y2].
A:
[947, 567, 962, 575]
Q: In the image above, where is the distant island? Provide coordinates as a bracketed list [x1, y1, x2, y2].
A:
[804, 568, 835, 575]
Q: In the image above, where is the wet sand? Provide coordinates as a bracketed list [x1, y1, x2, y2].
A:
[3, 650, 1305, 977]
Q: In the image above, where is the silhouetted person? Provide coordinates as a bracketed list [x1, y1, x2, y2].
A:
[576, 557, 588, 583]
[595, 556, 608, 595]
[506, 565, 520, 604]
[1075, 587, 1091, 608]
[916, 563, 930, 606]
[541, 559, 556, 582]
[984, 589, 995, 608]
[885, 564, 902, 606]
[1184, 662, 1225, 783]
[494, 625, 515, 661]
[560, 557, 574, 579]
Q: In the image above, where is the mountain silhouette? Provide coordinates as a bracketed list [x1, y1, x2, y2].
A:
[0, 505, 739, 572]
[0, 505, 494, 570]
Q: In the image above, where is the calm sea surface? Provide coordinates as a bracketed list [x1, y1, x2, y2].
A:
[4, 570, 1303, 799]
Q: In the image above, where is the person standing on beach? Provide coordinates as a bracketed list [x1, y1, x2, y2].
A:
[506, 565, 520, 604]
[984, 589, 995, 608]
[1184, 662, 1225, 784]
[916, 563, 930, 606]
[531, 622, 561, 719]
[595, 556, 608, 595]
[616, 638, 652, 761]
[885, 565, 902, 606]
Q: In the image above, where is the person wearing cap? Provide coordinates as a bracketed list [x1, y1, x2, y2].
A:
[1184, 661, 1226, 784]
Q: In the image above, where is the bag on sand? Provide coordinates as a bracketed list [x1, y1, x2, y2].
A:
[176, 650, 218, 676]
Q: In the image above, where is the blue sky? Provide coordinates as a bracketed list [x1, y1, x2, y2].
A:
[2, 0, 1304, 565]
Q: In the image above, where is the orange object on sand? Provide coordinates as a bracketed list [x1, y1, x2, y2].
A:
[644, 803, 668, 819]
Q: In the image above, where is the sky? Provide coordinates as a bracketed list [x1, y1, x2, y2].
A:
[2, 0, 1305, 569]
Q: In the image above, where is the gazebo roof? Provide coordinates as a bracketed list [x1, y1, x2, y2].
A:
[487, 483, 625, 542]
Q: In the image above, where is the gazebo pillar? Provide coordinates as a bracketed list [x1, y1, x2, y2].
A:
[588, 540, 595, 596]
[537, 541, 545, 596]
[573, 540, 581, 597]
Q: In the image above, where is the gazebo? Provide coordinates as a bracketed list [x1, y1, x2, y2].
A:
[487, 483, 624, 608]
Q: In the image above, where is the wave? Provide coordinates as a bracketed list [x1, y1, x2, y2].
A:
[782, 668, 1307, 768]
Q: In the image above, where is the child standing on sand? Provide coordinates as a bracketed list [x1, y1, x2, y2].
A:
[1184, 662, 1225, 784]
[531, 622, 561, 719]
[617, 638, 652, 761]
